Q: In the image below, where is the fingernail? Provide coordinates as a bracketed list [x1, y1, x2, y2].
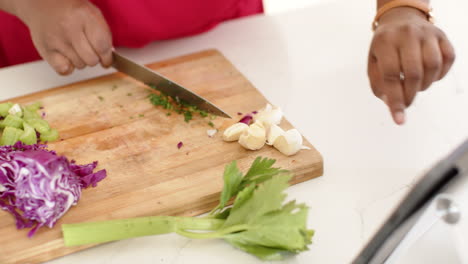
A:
[394, 111, 406, 125]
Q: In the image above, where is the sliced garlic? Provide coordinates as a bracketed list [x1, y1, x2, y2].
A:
[8, 104, 22, 116]
[223, 123, 249, 142]
[273, 129, 303, 156]
[207, 129, 217, 138]
[266, 124, 285, 145]
[238, 121, 266, 150]
[301, 145, 311, 150]
[254, 103, 283, 128]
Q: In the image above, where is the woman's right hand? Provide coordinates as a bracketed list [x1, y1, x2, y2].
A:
[14, 0, 113, 75]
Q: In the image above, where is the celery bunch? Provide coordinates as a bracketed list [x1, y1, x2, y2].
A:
[62, 157, 314, 260]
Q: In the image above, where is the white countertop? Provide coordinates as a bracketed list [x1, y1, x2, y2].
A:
[1, 0, 467, 263]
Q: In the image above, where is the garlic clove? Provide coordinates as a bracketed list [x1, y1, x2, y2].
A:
[238, 121, 266, 150]
[273, 129, 303, 156]
[223, 123, 249, 142]
[207, 129, 217, 138]
[254, 103, 283, 128]
[266, 124, 285, 145]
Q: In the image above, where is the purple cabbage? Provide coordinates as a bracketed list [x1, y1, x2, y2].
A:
[0, 142, 106, 237]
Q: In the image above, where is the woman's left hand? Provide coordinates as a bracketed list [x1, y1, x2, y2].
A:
[368, 7, 455, 125]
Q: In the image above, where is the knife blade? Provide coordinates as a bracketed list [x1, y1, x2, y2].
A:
[112, 51, 231, 118]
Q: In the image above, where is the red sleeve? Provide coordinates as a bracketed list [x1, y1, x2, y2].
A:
[0, 0, 263, 67]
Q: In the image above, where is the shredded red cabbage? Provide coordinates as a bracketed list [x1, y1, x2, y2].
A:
[0, 142, 106, 237]
[177, 142, 183, 149]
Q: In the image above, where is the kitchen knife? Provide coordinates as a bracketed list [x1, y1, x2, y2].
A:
[112, 51, 231, 118]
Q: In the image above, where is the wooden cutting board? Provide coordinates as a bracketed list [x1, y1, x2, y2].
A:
[0, 49, 323, 264]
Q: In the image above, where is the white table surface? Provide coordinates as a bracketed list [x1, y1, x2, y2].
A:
[1, 0, 467, 263]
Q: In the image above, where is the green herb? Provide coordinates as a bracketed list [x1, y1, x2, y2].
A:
[199, 111, 209, 118]
[208, 121, 214, 127]
[147, 85, 214, 125]
[127, 93, 133, 96]
[183, 111, 192, 123]
[62, 157, 313, 260]
[138, 114, 144, 118]
[166, 112, 171, 116]
[129, 116, 134, 119]
[98, 96, 104, 102]
[111, 85, 118, 91]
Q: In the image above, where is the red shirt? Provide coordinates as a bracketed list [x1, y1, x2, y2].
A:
[0, 0, 263, 67]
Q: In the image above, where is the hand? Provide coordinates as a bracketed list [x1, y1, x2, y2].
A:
[368, 7, 455, 125]
[14, 0, 113, 75]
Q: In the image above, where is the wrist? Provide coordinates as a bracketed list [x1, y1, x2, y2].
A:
[378, 6, 427, 25]
[8, 0, 34, 25]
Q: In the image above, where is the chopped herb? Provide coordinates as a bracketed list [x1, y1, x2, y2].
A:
[127, 93, 133, 96]
[129, 116, 134, 119]
[199, 111, 208, 118]
[111, 85, 118, 91]
[147, 85, 216, 125]
[98, 96, 104, 102]
[138, 114, 144, 118]
[208, 121, 215, 127]
[166, 112, 171, 116]
[183, 111, 193, 123]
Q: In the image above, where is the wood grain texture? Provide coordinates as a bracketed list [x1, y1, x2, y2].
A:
[0, 49, 323, 264]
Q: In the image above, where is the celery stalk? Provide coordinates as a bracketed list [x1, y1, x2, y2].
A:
[62, 216, 225, 247]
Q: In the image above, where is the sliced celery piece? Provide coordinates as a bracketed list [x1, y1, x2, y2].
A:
[1, 115, 23, 129]
[24, 102, 42, 112]
[23, 108, 41, 120]
[0, 102, 13, 117]
[26, 119, 50, 134]
[20, 122, 37, 145]
[40, 128, 59, 142]
[1, 127, 23, 146]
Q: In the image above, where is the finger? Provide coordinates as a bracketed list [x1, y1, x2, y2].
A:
[70, 30, 100, 67]
[368, 54, 386, 102]
[85, 7, 113, 67]
[55, 43, 86, 69]
[438, 36, 456, 80]
[47, 51, 74, 75]
[399, 39, 423, 107]
[421, 38, 443, 90]
[375, 46, 406, 125]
